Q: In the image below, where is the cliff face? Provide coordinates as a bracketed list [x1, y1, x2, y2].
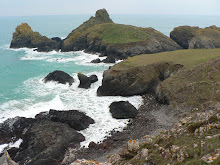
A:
[97, 49, 220, 109]
[10, 23, 61, 51]
[170, 25, 220, 49]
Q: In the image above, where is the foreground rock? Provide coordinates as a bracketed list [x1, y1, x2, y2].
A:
[109, 101, 138, 119]
[0, 110, 94, 165]
[77, 73, 98, 89]
[36, 109, 95, 131]
[170, 25, 220, 49]
[43, 70, 74, 86]
[12, 120, 85, 165]
[10, 23, 61, 51]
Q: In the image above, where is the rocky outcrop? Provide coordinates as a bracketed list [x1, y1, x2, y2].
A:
[43, 70, 74, 86]
[109, 101, 138, 119]
[62, 9, 113, 52]
[36, 109, 95, 131]
[170, 25, 220, 49]
[12, 120, 85, 165]
[62, 22, 181, 59]
[10, 23, 61, 52]
[97, 63, 183, 96]
[77, 73, 98, 89]
[0, 110, 94, 165]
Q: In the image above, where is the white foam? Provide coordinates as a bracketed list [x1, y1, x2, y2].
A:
[0, 139, 23, 153]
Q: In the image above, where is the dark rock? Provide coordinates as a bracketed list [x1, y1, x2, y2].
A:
[170, 25, 220, 49]
[89, 75, 98, 83]
[88, 142, 100, 150]
[97, 63, 183, 96]
[43, 70, 74, 86]
[102, 56, 116, 63]
[91, 58, 101, 63]
[10, 23, 60, 51]
[109, 101, 138, 119]
[170, 26, 199, 49]
[36, 109, 94, 131]
[12, 120, 85, 165]
[78, 73, 98, 89]
[0, 117, 35, 144]
[36, 46, 53, 52]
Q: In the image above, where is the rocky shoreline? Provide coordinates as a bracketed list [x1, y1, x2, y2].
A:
[1, 8, 220, 165]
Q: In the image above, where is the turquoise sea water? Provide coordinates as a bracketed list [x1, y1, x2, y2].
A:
[0, 14, 219, 147]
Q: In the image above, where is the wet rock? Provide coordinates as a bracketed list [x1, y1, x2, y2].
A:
[102, 56, 116, 63]
[109, 101, 138, 119]
[36, 109, 95, 131]
[12, 120, 85, 165]
[43, 70, 74, 86]
[88, 142, 100, 150]
[0, 117, 35, 144]
[91, 58, 101, 63]
[78, 73, 98, 89]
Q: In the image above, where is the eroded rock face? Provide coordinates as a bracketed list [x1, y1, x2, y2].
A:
[97, 63, 183, 96]
[170, 25, 220, 49]
[36, 109, 95, 131]
[109, 101, 138, 119]
[12, 120, 85, 165]
[43, 70, 74, 86]
[10, 23, 61, 51]
[77, 73, 98, 89]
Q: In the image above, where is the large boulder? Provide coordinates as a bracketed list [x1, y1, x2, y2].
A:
[43, 70, 74, 86]
[109, 101, 138, 119]
[170, 25, 220, 49]
[10, 23, 60, 51]
[77, 73, 98, 89]
[36, 109, 95, 131]
[11, 120, 85, 165]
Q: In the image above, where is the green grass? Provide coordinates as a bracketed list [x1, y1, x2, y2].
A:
[86, 23, 152, 44]
[114, 49, 220, 70]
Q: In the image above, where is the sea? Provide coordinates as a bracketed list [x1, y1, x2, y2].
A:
[0, 14, 219, 149]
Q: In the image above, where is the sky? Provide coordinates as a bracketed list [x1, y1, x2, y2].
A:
[0, 0, 219, 16]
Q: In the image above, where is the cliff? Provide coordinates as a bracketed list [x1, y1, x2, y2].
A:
[170, 25, 220, 49]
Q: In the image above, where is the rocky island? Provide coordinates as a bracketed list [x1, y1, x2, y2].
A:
[2, 8, 220, 165]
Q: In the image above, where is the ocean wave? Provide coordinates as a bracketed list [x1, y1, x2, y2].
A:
[0, 71, 142, 148]
[0, 139, 23, 153]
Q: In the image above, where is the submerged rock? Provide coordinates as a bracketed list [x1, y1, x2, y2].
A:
[36, 109, 95, 131]
[109, 101, 138, 119]
[78, 73, 98, 89]
[43, 70, 74, 86]
[10, 23, 60, 51]
[91, 58, 101, 63]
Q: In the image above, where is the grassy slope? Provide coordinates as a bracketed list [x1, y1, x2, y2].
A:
[114, 49, 220, 70]
[86, 23, 152, 44]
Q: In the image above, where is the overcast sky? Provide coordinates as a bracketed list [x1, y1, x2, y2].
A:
[0, 0, 219, 16]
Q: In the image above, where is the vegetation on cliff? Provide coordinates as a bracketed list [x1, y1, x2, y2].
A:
[98, 49, 220, 109]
